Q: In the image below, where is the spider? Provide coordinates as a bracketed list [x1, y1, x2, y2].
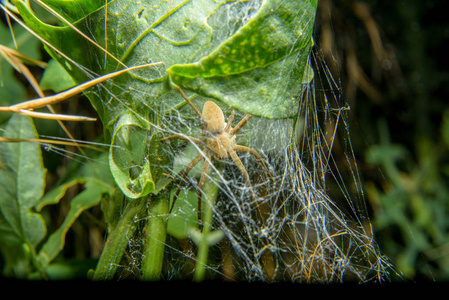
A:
[161, 88, 273, 224]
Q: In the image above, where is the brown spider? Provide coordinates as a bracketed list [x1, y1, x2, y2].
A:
[161, 88, 272, 223]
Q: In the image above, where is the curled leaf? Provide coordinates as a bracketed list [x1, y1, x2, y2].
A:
[109, 112, 154, 198]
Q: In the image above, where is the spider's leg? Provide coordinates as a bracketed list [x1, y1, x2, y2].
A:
[224, 110, 235, 132]
[169, 152, 204, 214]
[176, 87, 202, 118]
[196, 155, 211, 225]
[230, 150, 259, 198]
[229, 114, 251, 136]
[234, 145, 273, 183]
[229, 150, 265, 222]
[160, 134, 202, 145]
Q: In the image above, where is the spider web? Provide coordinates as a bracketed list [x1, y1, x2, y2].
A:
[3, 0, 397, 282]
[146, 51, 395, 282]
[120, 46, 393, 283]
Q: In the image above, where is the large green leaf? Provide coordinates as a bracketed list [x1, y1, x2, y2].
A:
[168, 0, 316, 118]
[16, 0, 317, 119]
[0, 114, 46, 277]
[15, 0, 317, 198]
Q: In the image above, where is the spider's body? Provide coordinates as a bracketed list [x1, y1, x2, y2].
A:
[162, 88, 272, 223]
[202, 101, 237, 159]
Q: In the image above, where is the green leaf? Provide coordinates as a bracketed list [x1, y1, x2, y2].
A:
[37, 0, 111, 23]
[0, 114, 47, 277]
[37, 148, 116, 212]
[109, 111, 154, 198]
[35, 178, 79, 212]
[38, 179, 112, 267]
[39, 59, 76, 92]
[168, 0, 316, 118]
[35, 149, 115, 268]
[16, 0, 317, 120]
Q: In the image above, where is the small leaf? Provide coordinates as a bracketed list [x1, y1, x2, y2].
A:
[188, 227, 224, 247]
[36, 178, 80, 212]
[37, 149, 115, 211]
[38, 179, 113, 267]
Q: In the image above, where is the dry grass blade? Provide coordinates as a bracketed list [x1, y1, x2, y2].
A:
[1, 41, 161, 155]
[0, 62, 162, 114]
[0, 45, 92, 121]
[0, 136, 106, 152]
[0, 44, 92, 154]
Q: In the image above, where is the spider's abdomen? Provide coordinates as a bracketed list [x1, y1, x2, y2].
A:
[202, 101, 225, 134]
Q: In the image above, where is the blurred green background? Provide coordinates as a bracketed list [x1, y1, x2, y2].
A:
[315, 0, 449, 281]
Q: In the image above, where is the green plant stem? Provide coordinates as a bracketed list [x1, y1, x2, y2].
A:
[194, 175, 219, 282]
[92, 200, 142, 280]
[141, 193, 169, 281]
[24, 243, 48, 280]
